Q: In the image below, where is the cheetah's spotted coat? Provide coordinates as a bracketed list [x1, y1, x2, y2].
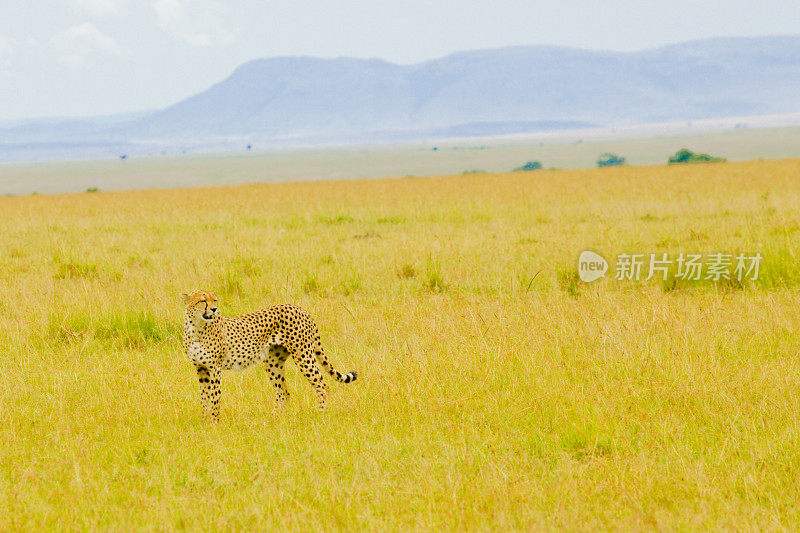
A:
[180, 290, 357, 421]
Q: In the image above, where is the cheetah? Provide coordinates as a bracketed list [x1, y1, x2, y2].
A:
[180, 289, 357, 422]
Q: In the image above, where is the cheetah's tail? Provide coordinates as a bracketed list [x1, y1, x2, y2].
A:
[315, 347, 358, 384]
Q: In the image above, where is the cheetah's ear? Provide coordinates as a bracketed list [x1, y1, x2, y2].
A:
[180, 292, 191, 305]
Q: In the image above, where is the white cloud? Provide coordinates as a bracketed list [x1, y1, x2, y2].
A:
[72, 0, 126, 16]
[0, 37, 17, 68]
[0, 36, 16, 56]
[50, 23, 125, 68]
[154, 0, 235, 46]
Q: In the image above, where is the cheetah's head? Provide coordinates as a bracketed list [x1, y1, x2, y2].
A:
[180, 290, 219, 326]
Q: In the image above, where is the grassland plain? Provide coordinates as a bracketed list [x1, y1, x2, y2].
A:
[1, 159, 800, 530]
[4, 125, 800, 196]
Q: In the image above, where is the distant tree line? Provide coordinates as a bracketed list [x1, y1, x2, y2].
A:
[505, 148, 725, 173]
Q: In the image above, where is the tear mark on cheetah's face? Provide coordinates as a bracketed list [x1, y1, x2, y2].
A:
[180, 290, 219, 326]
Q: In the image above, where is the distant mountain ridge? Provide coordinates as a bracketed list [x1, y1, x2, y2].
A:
[3, 35, 800, 159]
[131, 35, 800, 140]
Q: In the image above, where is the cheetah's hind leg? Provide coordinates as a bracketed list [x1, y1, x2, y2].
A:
[265, 345, 290, 414]
[292, 349, 328, 411]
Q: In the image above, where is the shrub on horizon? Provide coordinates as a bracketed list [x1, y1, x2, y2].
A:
[668, 148, 726, 164]
[514, 161, 543, 171]
[597, 153, 626, 167]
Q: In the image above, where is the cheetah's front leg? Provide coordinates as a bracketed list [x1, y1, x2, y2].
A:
[196, 365, 221, 422]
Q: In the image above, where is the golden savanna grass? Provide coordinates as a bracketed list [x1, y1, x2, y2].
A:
[1, 159, 800, 530]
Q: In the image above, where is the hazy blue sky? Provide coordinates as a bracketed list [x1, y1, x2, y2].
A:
[1, 0, 798, 121]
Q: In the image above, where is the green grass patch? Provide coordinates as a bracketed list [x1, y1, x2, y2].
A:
[49, 310, 177, 348]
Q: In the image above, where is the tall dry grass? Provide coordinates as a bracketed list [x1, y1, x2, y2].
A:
[1, 159, 800, 529]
